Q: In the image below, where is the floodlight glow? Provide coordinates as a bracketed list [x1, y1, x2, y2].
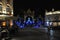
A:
[47, 21, 49, 24]
[46, 11, 60, 15]
[11, 10, 13, 15]
[2, 22, 6, 26]
[46, 12, 52, 15]
[46, 21, 49, 26]
[50, 22, 52, 25]
[3, 10, 6, 13]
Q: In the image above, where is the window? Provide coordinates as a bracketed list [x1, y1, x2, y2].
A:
[0, 4, 2, 12]
[6, 6, 11, 14]
[58, 22, 60, 26]
[54, 16, 59, 21]
[53, 22, 57, 26]
[6, 6, 10, 12]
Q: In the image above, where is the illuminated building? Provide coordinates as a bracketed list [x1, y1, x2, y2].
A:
[45, 9, 60, 27]
[0, 0, 13, 28]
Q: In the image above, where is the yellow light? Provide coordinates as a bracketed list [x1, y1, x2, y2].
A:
[46, 12, 52, 15]
[58, 22, 60, 25]
[10, 20, 13, 27]
[2, 22, 6, 26]
[3, 10, 6, 13]
[53, 22, 57, 26]
[46, 11, 60, 15]
[11, 10, 13, 15]
[10, 22, 13, 26]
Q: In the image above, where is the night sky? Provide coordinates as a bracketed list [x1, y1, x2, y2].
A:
[13, 0, 60, 17]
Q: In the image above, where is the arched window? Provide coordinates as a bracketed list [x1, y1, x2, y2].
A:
[0, 4, 2, 12]
[6, 6, 10, 12]
[6, 6, 11, 14]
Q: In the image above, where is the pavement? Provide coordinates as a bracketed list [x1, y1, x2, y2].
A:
[10, 26, 60, 40]
[1, 26, 60, 40]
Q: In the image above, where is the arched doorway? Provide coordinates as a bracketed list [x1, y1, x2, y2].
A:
[25, 16, 34, 27]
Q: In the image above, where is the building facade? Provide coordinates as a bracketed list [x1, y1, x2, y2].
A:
[0, 0, 13, 28]
[24, 9, 35, 21]
[45, 9, 60, 27]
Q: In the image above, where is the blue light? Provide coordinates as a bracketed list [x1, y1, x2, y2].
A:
[28, 18, 30, 21]
[33, 25, 39, 28]
[46, 21, 49, 26]
[33, 21, 40, 28]
[37, 20, 42, 26]
[25, 17, 33, 25]
[20, 25, 24, 28]
[30, 21, 32, 24]
[15, 21, 25, 29]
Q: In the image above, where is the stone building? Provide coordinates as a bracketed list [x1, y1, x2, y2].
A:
[45, 9, 60, 27]
[0, 0, 13, 28]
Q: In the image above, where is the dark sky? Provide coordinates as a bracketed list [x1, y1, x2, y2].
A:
[13, 0, 60, 17]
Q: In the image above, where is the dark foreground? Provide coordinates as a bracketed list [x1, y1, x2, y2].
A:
[9, 28, 60, 40]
